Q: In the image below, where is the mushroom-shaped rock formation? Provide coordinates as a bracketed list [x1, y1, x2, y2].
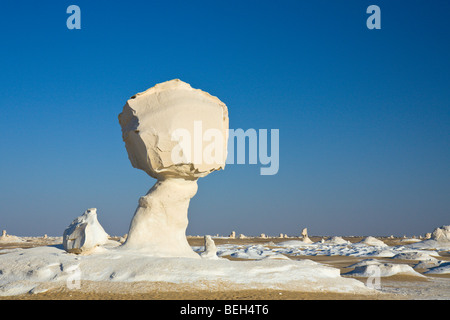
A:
[118, 79, 229, 258]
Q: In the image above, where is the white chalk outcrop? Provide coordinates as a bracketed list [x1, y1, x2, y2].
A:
[323, 236, 350, 245]
[407, 225, 450, 250]
[200, 235, 219, 259]
[63, 208, 109, 254]
[431, 225, 450, 242]
[345, 259, 382, 269]
[300, 228, 313, 244]
[118, 79, 228, 258]
[392, 251, 440, 261]
[358, 236, 387, 247]
[344, 263, 425, 278]
[0, 245, 374, 297]
[0, 230, 24, 243]
[424, 261, 450, 274]
[414, 259, 442, 270]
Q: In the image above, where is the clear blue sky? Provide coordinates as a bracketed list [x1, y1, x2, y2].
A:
[1, 1, 449, 237]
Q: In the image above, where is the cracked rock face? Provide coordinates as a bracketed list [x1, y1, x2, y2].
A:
[118, 79, 229, 180]
[118, 80, 229, 258]
[63, 208, 109, 254]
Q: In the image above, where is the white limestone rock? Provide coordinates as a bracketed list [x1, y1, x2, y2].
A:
[0, 230, 24, 243]
[323, 236, 350, 245]
[424, 261, 450, 274]
[118, 79, 229, 258]
[344, 263, 425, 278]
[408, 225, 450, 250]
[200, 235, 218, 259]
[431, 225, 450, 242]
[301, 228, 308, 238]
[302, 236, 313, 244]
[300, 227, 313, 244]
[392, 251, 439, 261]
[63, 208, 109, 254]
[119, 234, 128, 244]
[414, 259, 442, 270]
[0, 246, 374, 297]
[345, 259, 382, 269]
[359, 236, 387, 247]
[118, 79, 228, 180]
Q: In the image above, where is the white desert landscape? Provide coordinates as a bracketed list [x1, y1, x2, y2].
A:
[0, 80, 449, 301]
[0, 225, 450, 300]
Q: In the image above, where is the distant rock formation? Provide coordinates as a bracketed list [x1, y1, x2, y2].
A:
[406, 225, 450, 250]
[359, 236, 387, 247]
[301, 228, 308, 238]
[301, 227, 313, 244]
[200, 235, 218, 259]
[431, 225, 450, 242]
[119, 234, 128, 243]
[0, 230, 24, 243]
[323, 236, 350, 245]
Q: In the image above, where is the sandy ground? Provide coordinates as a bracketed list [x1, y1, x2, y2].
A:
[1, 236, 449, 300]
[1, 284, 389, 300]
